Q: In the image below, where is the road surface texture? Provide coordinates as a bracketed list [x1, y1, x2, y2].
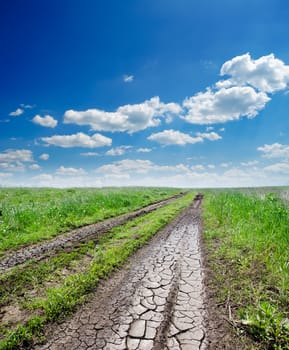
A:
[34, 195, 207, 350]
[0, 193, 184, 273]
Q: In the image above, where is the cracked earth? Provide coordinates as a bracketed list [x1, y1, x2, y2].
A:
[34, 196, 206, 350]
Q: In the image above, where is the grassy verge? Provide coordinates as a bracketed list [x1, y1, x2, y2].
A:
[0, 192, 194, 349]
[0, 187, 180, 254]
[203, 190, 289, 349]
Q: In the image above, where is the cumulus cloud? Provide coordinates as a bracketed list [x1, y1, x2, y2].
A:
[64, 97, 182, 133]
[0, 172, 13, 178]
[56, 166, 87, 176]
[0, 149, 33, 163]
[39, 153, 49, 160]
[182, 86, 270, 124]
[32, 115, 58, 128]
[105, 146, 132, 156]
[20, 104, 34, 109]
[191, 164, 205, 171]
[264, 162, 289, 173]
[123, 74, 134, 83]
[32, 174, 53, 182]
[0, 149, 33, 172]
[96, 159, 190, 176]
[9, 108, 24, 116]
[257, 143, 289, 159]
[220, 53, 289, 93]
[196, 132, 222, 141]
[137, 148, 152, 153]
[240, 160, 259, 166]
[148, 130, 203, 145]
[80, 152, 99, 156]
[148, 129, 222, 145]
[29, 164, 41, 170]
[42, 132, 112, 148]
[182, 53, 289, 125]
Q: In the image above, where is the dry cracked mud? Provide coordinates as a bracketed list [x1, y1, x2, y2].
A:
[0, 193, 184, 273]
[34, 195, 207, 350]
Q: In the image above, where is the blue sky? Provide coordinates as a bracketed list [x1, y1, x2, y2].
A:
[1, 0, 289, 187]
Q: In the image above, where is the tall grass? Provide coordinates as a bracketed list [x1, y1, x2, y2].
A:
[0, 187, 180, 254]
[204, 190, 289, 349]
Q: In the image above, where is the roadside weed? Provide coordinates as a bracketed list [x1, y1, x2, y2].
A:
[203, 189, 289, 349]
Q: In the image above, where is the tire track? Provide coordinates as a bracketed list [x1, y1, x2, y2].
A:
[34, 195, 207, 350]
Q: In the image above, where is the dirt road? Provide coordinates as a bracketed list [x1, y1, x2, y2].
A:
[34, 196, 207, 350]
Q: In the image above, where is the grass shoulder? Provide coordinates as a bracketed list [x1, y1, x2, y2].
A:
[203, 190, 289, 350]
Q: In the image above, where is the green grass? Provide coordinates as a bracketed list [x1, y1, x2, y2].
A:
[0, 192, 194, 349]
[0, 187, 180, 255]
[203, 190, 289, 349]
[0, 241, 95, 308]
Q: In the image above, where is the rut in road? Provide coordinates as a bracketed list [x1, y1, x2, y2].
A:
[0, 193, 184, 273]
[35, 196, 206, 350]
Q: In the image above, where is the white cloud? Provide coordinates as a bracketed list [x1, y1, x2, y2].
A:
[137, 148, 152, 153]
[32, 115, 58, 128]
[182, 86, 270, 125]
[105, 146, 132, 156]
[148, 129, 222, 145]
[240, 160, 259, 166]
[191, 164, 205, 171]
[42, 132, 112, 148]
[220, 53, 289, 93]
[257, 143, 289, 159]
[80, 152, 99, 156]
[96, 159, 190, 176]
[148, 129, 203, 145]
[39, 153, 49, 160]
[196, 131, 222, 141]
[206, 126, 214, 131]
[182, 53, 289, 125]
[0, 149, 33, 172]
[9, 108, 24, 117]
[0, 172, 13, 178]
[0, 149, 33, 163]
[20, 104, 34, 109]
[264, 162, 289, 173]
[56, 166, 87, 176]
[64, 97, 182, 133]
[97, 159, 155, 175]
[29, 164, 41, 170]
[32, 174, 54, 182]
[123, 74, 134, 83]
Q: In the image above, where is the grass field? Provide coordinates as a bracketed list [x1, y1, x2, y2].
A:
[203, 188, 289, 349]
[0, 187, 180, 255]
